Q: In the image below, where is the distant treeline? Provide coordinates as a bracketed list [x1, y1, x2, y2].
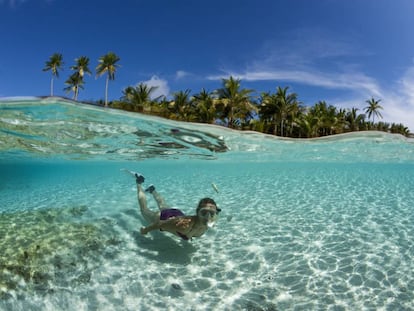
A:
[43, 53, 411, 138]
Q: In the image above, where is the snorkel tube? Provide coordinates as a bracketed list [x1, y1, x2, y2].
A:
[198, 184, 221, 227]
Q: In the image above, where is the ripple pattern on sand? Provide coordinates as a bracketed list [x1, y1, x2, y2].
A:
[1, 162, 414, 310]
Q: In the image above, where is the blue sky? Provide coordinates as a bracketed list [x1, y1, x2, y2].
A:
[1, 0, 414, 130]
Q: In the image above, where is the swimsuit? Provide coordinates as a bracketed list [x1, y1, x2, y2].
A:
[159, 208, 190, 240]
[160, 208, 184, 220]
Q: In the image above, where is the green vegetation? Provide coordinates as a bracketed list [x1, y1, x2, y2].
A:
[96, 52, 121, 107]
[64, 56, 92, 101]
[43, 53, 411, 137]
[42, 53, 64, 97]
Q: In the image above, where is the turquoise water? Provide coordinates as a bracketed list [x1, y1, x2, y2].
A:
[1, 99, 414, 310]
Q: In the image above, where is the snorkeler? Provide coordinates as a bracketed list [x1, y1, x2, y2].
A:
[132, 172, 221, 240]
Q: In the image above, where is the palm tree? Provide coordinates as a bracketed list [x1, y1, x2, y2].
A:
[311, 101, 341, 136]
[64, 73, 84, 100]
[43, 53, 64, 96]
[288, 102, 306, 137]
[334, 108, 347, 135]
[259, 87, 299, 136]
[216, 76, 254, 128]
[345, 107, 365, 132]
[121, 83, 159, 112]
[171, 89, 193, 121]
[96, 52, 120, 107]
[71, 56, 91, 79]
[376, 121, 390, 132]
[156, 96, 171, 118]
[192, 88, 217, 123]
[259, 92, 279, 135]
[364, 97, 383, 124]
[65, 56, 91, 101]
[390, 123, 410, 136]
[296, 110, 319, 138]
[274, 86, 299, 137]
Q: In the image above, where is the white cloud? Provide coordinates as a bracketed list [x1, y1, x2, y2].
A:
[206, 27, 414, 131]
[207, 66, 414, 131]
[141, 75, 170, 99]
[256, 27, 363, 69]
[208, 69, 382, 98]
[332, 65, 414, 131]
[320, 69, 414, 131]
[208, 27, 380, 97]
[399, 66, 414, 103]
[175, 70, 190, 80]
[333, 93, 414, 131]
[380, 66, 414, 131]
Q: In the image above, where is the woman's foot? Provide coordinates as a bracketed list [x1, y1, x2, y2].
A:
[135, 173, 145, 184]
[145, 184, 155, 193]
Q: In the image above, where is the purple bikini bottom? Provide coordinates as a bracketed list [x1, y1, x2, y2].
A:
[160, 208, 185, 220]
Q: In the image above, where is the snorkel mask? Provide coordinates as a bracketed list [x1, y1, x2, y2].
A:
[197, 198, 221, 227]
[199, 207, 219, 227]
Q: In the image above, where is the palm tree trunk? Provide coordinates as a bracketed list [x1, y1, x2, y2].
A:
[50, 78, 54, 96]
[105, 75, 109, 107]
[228, 105, 234, 128]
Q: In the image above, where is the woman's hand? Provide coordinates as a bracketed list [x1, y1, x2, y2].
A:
[140, 226, 148, 235]
[176, 218, 192, 229]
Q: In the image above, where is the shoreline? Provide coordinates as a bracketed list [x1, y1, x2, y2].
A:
[1, 95, 412, 139]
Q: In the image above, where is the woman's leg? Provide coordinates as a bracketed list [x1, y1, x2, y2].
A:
[146, 185, 169, 211]
[135, 175, 159, 223]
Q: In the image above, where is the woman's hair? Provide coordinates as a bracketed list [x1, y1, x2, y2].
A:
[196, 197, 221, 213]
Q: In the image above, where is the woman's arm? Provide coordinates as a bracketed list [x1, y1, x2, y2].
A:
[140, 216, 194, 235]
[140, 220, 161, 234]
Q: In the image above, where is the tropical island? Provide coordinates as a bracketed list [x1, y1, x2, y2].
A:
[43, 52, 411, 138]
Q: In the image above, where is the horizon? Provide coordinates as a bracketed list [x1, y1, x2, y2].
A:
[1, 0, 414, 131]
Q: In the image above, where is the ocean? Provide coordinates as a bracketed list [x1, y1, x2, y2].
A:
[1, 98, 414, 310]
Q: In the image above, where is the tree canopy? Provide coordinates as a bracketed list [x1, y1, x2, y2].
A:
[42, 53, 411, 138]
